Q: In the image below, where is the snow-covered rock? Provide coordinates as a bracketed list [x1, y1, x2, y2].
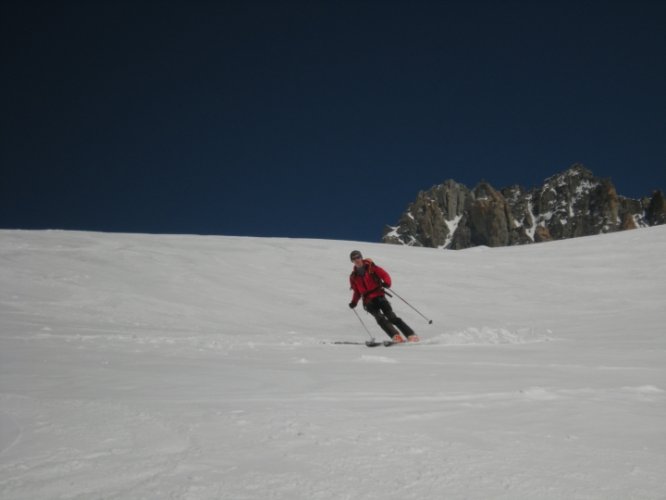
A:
[383, 164, 664, 249]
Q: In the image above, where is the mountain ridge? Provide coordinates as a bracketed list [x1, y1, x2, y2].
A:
[383, 164, 665, 249]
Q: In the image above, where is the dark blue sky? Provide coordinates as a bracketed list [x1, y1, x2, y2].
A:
[2, 1, 665, 242]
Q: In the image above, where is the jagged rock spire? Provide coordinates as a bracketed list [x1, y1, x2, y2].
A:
[383, 164, 663, 249]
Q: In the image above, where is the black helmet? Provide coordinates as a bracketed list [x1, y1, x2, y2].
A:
[349, 250, 363, 261]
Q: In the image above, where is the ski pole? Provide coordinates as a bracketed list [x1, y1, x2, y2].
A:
[351, 307, 375, 341]
[385, 287, 433, 324]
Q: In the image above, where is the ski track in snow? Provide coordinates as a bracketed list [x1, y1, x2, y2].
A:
[1, 228, 666, 499]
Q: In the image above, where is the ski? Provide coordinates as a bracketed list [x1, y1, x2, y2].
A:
[383, 340, 420, 346]
[324, 340, 383, 347]
[325, 340, 418, 347]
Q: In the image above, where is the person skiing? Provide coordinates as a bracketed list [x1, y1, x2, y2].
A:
[348, 250, 419, 343]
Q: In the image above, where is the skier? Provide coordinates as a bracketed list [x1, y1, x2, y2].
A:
[348, 250, 419, 343]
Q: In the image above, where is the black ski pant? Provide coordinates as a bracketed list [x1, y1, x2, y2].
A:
[364, 296, 414, 339]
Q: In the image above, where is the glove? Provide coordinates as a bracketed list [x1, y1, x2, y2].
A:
[349, 302, 357, 309]
[381, 282, 390, 288]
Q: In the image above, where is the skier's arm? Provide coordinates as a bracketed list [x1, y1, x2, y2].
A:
[349, 277, 361, 306]
[374, 266, 392, 288]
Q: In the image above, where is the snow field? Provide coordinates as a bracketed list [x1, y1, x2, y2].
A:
[1, 227, 665, 499]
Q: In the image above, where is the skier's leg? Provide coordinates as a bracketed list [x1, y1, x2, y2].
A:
[377, 297, 415, 337]
[365, 299, 400, 338]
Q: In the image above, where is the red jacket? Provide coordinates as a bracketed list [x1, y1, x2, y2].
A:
[349, 259, 392, 306]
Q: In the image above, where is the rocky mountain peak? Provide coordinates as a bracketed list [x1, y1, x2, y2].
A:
[383, 164, 664, 250]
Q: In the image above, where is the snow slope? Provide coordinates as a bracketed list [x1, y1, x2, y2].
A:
[1, 227, 665, 499]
